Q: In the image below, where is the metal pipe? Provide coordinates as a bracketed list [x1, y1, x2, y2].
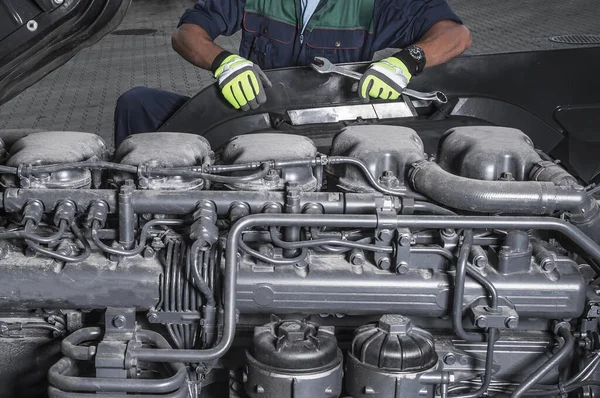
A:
[48, 357, 186, 393]
[452, 230, 485, 342]
[91, 219, 184, 257]
[509, 323, 574, 398]
[4, 189, 388, 215]
[49, 329, 186, 395]
[132, 213, 600, 363]
[130, 213, 378, 363]
[118, 182, 135, 249]
[47, 386, 188, 398]
[451, 328, 498, 398]
[414, 201, 457, 215]
[328, 156, 427, 199]
[61, 327, 101, 360]
[25, 223, 91, 263]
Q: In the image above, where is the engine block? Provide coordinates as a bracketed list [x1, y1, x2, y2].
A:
[0, 125, 599, 398]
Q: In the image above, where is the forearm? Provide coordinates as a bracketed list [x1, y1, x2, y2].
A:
[172, 24, 225, 71]
[416, 20, 472, 68]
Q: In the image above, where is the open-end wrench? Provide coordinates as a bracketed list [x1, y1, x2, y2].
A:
[311, 56, 448, 104]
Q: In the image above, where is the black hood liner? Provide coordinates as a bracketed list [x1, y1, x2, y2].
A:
[0, 0, 131, 106]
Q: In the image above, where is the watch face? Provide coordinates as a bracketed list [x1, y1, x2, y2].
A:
[408, 46, 425, 61]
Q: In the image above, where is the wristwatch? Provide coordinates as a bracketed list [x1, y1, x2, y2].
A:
[394, 45, 427, 76]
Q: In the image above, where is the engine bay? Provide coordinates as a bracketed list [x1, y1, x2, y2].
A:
[0, 121, 599, 397]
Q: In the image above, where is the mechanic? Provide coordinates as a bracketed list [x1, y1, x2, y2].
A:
[114, 0, 471, 147]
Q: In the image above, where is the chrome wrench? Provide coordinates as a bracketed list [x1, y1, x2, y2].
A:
[311, 56, 448, 104]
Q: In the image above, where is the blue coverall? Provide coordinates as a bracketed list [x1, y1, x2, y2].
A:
[114, 0, 461, 147]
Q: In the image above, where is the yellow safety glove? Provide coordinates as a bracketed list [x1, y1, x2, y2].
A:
[213, 53, 272, 111]
[358, 56, 412, 102]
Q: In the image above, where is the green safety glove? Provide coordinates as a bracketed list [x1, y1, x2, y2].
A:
[358, 56, 412, 102]
[212, 52, 272, 111]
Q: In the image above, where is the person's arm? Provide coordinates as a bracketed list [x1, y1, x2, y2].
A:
[416, 20, 471, 68]
[172, 24, 225, 71]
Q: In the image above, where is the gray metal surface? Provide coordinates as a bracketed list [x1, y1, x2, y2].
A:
[0, 0, 598, 148]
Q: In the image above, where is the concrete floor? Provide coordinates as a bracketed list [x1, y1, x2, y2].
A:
[0, 0, 598, 148]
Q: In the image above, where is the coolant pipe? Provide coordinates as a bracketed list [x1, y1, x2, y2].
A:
[409, 161, 593, 215]
[130, 214, 600, 364]
[509, 322, 574, 398]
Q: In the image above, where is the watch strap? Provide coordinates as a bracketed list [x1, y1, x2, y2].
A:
[392, 46, 426, 76]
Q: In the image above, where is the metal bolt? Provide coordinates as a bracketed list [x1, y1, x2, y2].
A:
[349, 250, 365, 266]
[475, 316, 488, 329]
[143, 247, 155, 259]
[399, 234, 411, 247]
[147, 313, 158, 322]
[505, 316, 518, 329]
[443, 354, 456, 365]
[540, 259, 555, 272]
[473, 256, 488, 269]
[264, 169, 280, 182]
[441, 228, 456, 238]
[378, 229, 393, 241]
[377, 257, 391, 270]
[459, 356, 469, 365]
[26, 20, 38, 32]
[112, 316, 126, 329]
[396, 262, 409, 275]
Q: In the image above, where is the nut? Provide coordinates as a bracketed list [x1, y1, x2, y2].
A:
[505, 316, 518, 329]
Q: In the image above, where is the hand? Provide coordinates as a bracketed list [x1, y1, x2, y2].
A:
[214, 55, 272, 111]
[358, 56, 412, 102]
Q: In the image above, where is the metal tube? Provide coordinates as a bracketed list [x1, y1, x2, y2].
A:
[49, 329, 186, 394]
[61, 327, 101, 361]
[510, 323, 574, 398]
[132, 213, 600, 363]
[452, 230, 485, 342]
[48, 357, 186, 393]
[47, 386, 188, 398]
[451, 328, 498, 398]
[118, 182, 135, 249]
[130, 213, 378, 363]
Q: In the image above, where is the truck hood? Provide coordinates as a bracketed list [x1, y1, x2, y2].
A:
[0, 0, 130, 106]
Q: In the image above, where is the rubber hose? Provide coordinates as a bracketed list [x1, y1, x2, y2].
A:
[410, 161, 591, 215]
[510, 323, 574, 398]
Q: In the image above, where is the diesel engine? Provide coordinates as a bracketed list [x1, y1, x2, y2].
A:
[0, 125, 599, 398]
